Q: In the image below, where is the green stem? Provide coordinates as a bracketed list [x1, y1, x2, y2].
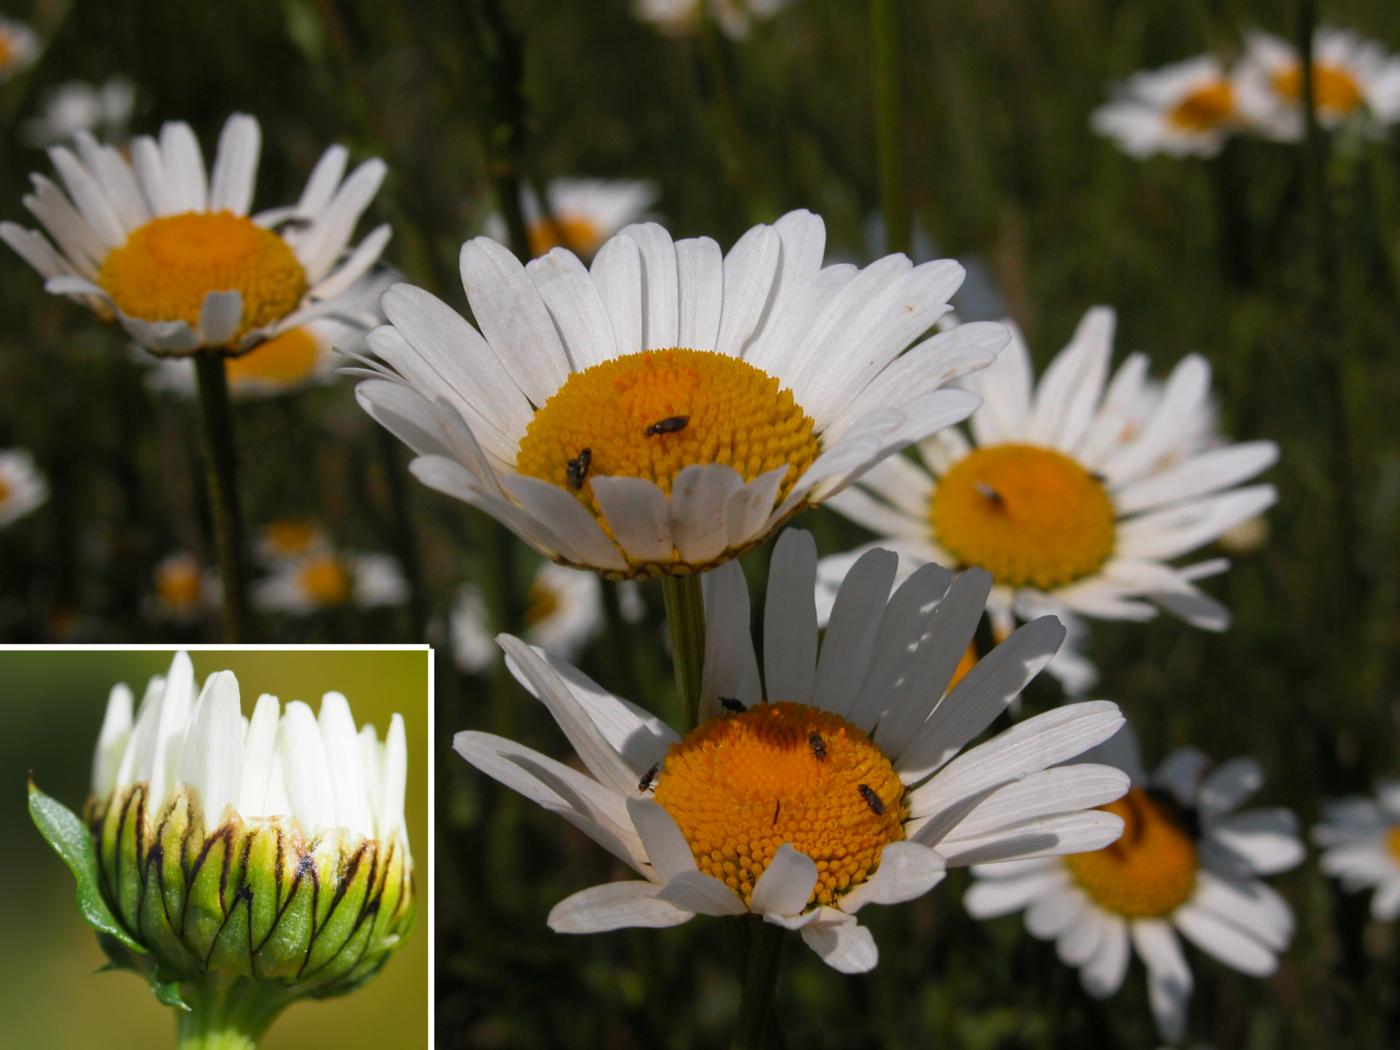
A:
[730, 921, 784, 1050]
[174, 978, 291, 1050]
[660, 574, 706, 730]
[192, 352, 249, 642]
[376, 426, 429, 634]
[465, 0, 533, 260]
[869, 0, 910, 256]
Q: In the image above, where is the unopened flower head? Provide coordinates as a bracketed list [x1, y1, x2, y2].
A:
[2, 113, 390, 356]
[455, 529, 1127, 973]
[821, 307, 1276, 644]
[1092, 55, 1242, 158]
[1314, 782, 1400, 921]
[966, 723, 1301, 1043]
[0, 448, 48, 527]
[350, 209, 1005, 579]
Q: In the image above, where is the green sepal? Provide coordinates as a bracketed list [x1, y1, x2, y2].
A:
[151, 967, 192, 1012]
[28, 778, 144, 954]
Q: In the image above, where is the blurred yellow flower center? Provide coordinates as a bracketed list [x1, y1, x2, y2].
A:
[225, 327, 322, 387]
[1066, 788, 1197, 918]
[0, 473, 9, 506]
[528, 214, 605, 257]
[1272, 63, 1364, 116]
[1168, 80, 1235, 131]
[156, 558, 201, 610]
[516, 348, 819, 541]
[522, 580, 561, 628]
[261, 520, 321, 558]
[652, 702, 905, 910]
[1387, 826, 1400, 864]
[0, 34, 13, 68]
[930, 444, 1115, 589]
[98, 211, 306, 343]
[298, 556, 350, 606]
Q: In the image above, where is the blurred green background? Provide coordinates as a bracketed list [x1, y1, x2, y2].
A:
[0, 649, 428, 1048]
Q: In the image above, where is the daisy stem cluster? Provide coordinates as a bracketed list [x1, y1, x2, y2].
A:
[192, 351, 249, 642]
[869, 0, 910, 256]
[660, 574, 706, 729]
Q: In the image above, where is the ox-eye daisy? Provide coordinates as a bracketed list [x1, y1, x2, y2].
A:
[966, 724, 1302, 1043]
[1235, 28, 1400, 141]
[634, 0, 791, 41]
[22, 77, 136, 148]
[146, 551, 218, 624]
[455, 529, 1128, 973]
[820, 307, 1276, 639]
[486, 178, 657, 259]
[1314, 783, 1400, 921]
[350, 209, 1005, 579]
[0, 17, 38, 83]
[253, 550, 408, 615]
[0, 449, 48, 528]
[1092, 56, 1242, 158]
[2, 113, 389, 356]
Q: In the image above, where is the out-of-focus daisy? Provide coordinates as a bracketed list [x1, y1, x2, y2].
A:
[451, 562, 643, 673]
[456, 529, 1127, 972]
[253, 550, 408, 615]
[22, 77, 136, 148]
[634, 0, 790, 41]
[1092, 56, 1241, 158]
[0, 448, 48, 527]
[1314, 783, 1400, 921]
[350, 209, 1003, 579]
[486, 179, 657, 259]
[254, 518, 332, 566]
[146, 270, 391, 398]
[0, 17, 38, 83]
[966, 724, 1302, 1043]
[1235, 28, 1400, 140]
[146, 551, 218, 623]
[820, 307, 1276, 639]
[2, 113, 390, 356]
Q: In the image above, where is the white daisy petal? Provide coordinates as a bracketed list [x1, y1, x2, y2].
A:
[548, 881, 694, 933]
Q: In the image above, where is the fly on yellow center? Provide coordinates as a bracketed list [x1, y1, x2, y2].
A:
[1065, 787, 1197, 918]
[651, 702, 905, 910]
[1271, 64, 1364, 116]
[527, 214, 605, 258]
[262, 520, 320, 558]
[516, 348, 820, 538]
[297, 556, 350, 606]
[225, 327, 323, 387]
[1168, 80, 1236, 132]
[97, 211, 307, 345]
[930, 444, 1116, 590]
[1386, 826, 1400, 865]
[157, 560, 202, 610]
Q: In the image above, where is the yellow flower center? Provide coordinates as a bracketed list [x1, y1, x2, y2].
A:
[930, 444, 1116, 590]
[1167, 80, 1236, 132]
[516, 349, 820, 565]
[224, 326, 323, 388]
[652, 702, 905, 910]
[156, 558, 201, 610]
[1065, 787, 1198, 918]
[98, 211, 307, 345]
[297, 556, 350, 607]
[1271, 63, 1364, 116]
[527, 213, 605, 257]
[262, 519, 321, 558]
[0, 33, 13, 69]
[522, 580, 561, 628]
[0, 472, 9, 507]
[1387, 826, 1400, 865]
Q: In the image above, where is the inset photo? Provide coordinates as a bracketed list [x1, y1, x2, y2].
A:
[5, 648, 428, 1049]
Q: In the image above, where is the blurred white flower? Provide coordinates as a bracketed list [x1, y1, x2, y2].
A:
[0, 448, 48, 527]
[1092, 56, 1241, 158]
[633, 0, 791, 41]
[0, 17, 39, 84]
[253, 551, 409, 614]
[145, 551, 219, 623]
[22, 77, 136, 148]
[1314, 783, 1400, 921]
[485, 178, 657, 259]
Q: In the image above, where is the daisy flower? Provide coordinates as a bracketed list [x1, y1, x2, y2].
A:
[146, 271, 391, 399]
[146, 551, 218, 623]
[1235, 27, 1400, 141]
[21, 77, 136, 148]
[0, 17, 39, 84]
[350, 209, 1004, 579]
[1092, 55, 1242, 158]
[455, 529, 1128, 972]
[634, 0, 791, 41]
[2, 113, 390, 356]
[486, 178, 657, 259]
[819, 307, 1277, 640]
[253, 550, 408, 615]
[1314, 783, 1400, 921]
[450, 562, 643, 673]
[254, 518, 332, 566]
[966, 724, 1302, 1043]
[0, 448, 48, 527]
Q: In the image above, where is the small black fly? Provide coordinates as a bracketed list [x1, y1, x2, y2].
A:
[974, 482, 1004, 507]
[566, 447, 592, 489]
[645, 415, 690, 437]
[858, 784, 885, 816]
[720, 697, 746, 713]
[808, 732, 827, 761]
[638, 763, 659, 793]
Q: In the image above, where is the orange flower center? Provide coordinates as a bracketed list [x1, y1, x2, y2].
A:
[527, 213, 605, 257]
[0, 472, 10, 506]
[98, 211, 306, 345]
[1271, 63, 1364, 116]
[522, 579, 561, 629]
[1387, 826, 1400, 865]
[0, 33, 14, 69]
[225, 327, 323, 388]
[653, 702, 905, 910]
[261, 520, 321, 558]
[297, 557, 351, 607]
[930, 444, 1116, 590]
[156, 558, 202, 611]
[1167, 80, 1236, 132]
[1065, 787, 1198, 918]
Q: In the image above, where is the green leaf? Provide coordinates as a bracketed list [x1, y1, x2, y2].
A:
[151, 968, 192, 1012]
[28, 778, 145, 954]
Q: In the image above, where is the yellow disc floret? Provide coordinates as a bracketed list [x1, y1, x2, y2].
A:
[516, 348, 819, 536]
[1066, 787, 1198, 918]
[1168, 80, 1236, 132]
[1271, 63, 1364, 117]
[262, 520, 321, 558]
[0, 472, 10, 507]
[156, 558, 202, 612]
[652, 702, 905, 910]
[522, 579, 561, 629]
[98, 211, 307, 345]
[1387, 826, 1400, 865]
[225, 326, 323, 387]
[297, 556, 350, 607]
[930, 444, 1116, 590]
[528, 214, 605, 258]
